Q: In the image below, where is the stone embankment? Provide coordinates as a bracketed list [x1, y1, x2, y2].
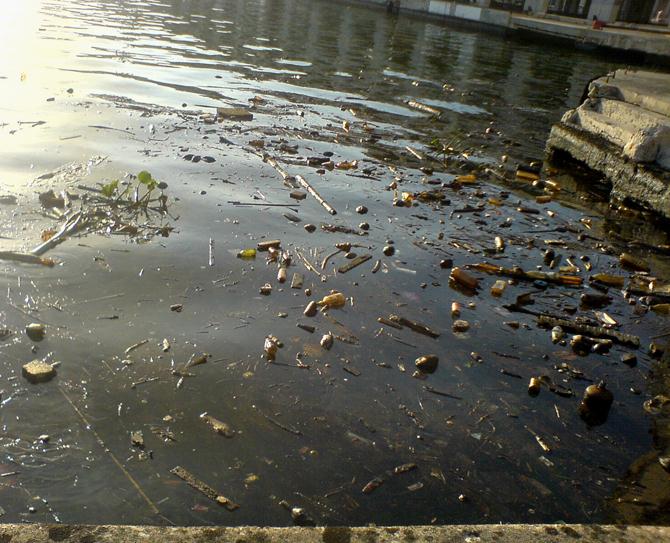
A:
[547, 69, 670, 218]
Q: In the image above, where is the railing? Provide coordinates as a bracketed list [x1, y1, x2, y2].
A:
[491, 1, 525, 12]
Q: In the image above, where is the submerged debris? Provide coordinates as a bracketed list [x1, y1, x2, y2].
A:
[170, 466, 239, 511]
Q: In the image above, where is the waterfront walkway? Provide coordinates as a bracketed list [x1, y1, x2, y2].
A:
[357, 0, 670, 61]
[510, 12, 670, 58]
[0, 523, 669, 542]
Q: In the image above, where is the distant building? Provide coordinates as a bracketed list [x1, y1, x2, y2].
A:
[413, 0, 668, 25]
[536, 0, 669, 23]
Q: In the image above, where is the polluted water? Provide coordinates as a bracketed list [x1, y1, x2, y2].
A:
[0, 0, 669, 527]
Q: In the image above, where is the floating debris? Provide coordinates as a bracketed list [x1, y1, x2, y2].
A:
[415, 354, 438, 373]
[200, 413, 234, 437]
[130, 430, 145, 449]
[170, 465, 239, 511]
[22, 360, 56, 383]
[452, 320, 470, 333]
[320, 332, 334, 350]
[25, 323, 46, 341]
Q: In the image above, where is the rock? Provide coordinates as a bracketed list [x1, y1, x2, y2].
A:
[304, 224, 316, 233]
[452, 320, 470, 333]
[320, 332, 334, 350]
[383, 245, 395, 256]
[26, 323, 45, 341]
[621, 352, 637, 366]
[415, 354, 438, 373]
[356, 205, 368, 214]
[303, 301, 318, 317]
[22, 360, 56, 383]
[290, 191, 307, 201]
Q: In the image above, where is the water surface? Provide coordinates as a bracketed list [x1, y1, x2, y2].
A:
[0, 0, 668, 526]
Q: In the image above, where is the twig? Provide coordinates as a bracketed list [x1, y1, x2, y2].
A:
[227, 201, 298, 208]
[262, 413, 302, 436]
[338, 254, 372, 274]
[423, 385, 463, 400]
[69, 292, 125, 306]
[31, 212, 85, 256]
[59, 386, 160, 515]
[170, 466, 239, 511]
[295, 174, 337, 215]
[296, 249, 326, 281]
[124, 339, 149, 355]
[262, 154, 297, 188]
[321, 249, 341, 270]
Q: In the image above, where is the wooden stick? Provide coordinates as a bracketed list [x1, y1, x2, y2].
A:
[0, 251, 55, 267]
[405, 100, 441, 116]
[537, 315, 639, 347]
[405, 146, 424, 160]
[296, 249, 326, 281]
[338, 254, 372, 274]
[59, 386, 160, 516]
[31, 212, 84, 256]
[263, 154, 296, 188]
[295, 175, 337, 216]
[170, 466, 239, 511]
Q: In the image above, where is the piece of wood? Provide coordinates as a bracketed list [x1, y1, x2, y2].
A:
[170, 466, 239, 511]
[295, 174, 337, 216]
[338, 254, 372, 274]
[201, 414, 234, 437]
[405, 146, 424, 160]
[537, 315, 639, 347]
[263, 154, 296, 188]
[405, 100, 441, 116]
[217, 107, 253, 121]
[31, 212, 84, 256]
[290, 273, 304, 289]
[0, 251, 55, 267]
[257, 240, 281, 251]
[392, 315, 440, 338]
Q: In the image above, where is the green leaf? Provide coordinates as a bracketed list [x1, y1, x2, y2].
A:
[137, 170, 153, 185]
[101, 180, 119, 198]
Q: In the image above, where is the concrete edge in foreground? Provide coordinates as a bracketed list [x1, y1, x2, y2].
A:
[0, 524, 669, 542]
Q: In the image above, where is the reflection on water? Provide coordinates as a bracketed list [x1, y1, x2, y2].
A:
[0, 0, 668, 527]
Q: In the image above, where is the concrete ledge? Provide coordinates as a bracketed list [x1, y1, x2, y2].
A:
[547, 123, 670, 217]
[0, 524, 669, 542]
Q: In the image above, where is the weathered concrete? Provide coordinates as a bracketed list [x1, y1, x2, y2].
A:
[510, 14, 670, 60]
[547, 69, 670, 218]
[547, 123, 670, 217]
[0, 524, 668, 542]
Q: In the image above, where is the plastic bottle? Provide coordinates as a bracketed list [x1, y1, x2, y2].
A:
[318, 292, 346, 309]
